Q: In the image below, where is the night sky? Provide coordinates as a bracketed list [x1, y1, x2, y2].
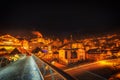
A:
[0, 1, 120, 38]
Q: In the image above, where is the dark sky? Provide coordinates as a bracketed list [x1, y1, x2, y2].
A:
[0, 1, 120, 38]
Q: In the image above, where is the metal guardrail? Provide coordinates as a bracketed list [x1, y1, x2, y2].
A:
[33, 55, 76, 80]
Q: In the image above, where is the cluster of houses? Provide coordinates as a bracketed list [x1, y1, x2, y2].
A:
[0, 33, 120, 65]
[31, 34, 120, 65]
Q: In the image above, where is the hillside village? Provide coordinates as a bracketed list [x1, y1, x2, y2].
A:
[0, 32, 120, 66]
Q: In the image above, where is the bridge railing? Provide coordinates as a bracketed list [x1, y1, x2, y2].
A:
[33, 55, 76, 80]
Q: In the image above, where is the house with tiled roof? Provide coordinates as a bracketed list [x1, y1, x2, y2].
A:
[86, 48, 107, 61]
[58, 41, 85, 65]
[110, 47, 120, 57]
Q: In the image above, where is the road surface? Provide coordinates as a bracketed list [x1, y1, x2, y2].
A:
[65, 59, 120, 80]
[0, 55, 43, 80]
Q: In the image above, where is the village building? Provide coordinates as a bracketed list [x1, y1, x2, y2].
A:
[0, 48, 8, 56]
[110, 47, 120, 58]
[58, 41, 85, 65]
[86, 48, 107, 61]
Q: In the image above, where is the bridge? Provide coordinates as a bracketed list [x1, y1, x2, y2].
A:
[0, 54, 120, 80]
[0, 54, 76, 80]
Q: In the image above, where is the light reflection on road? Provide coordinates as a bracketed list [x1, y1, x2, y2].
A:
[65, 59, 120, 80]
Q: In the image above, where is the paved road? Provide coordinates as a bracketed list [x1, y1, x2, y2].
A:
[65, 59, 120, 80]
[0, 55, 43, 80]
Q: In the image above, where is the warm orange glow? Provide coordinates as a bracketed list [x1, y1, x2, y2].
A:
[116, 74, 120, 78]
[21, 40, 29, 50]
[32, 31, 43, 37]
[45, 66, 49, 70]
[51, 61, 55, 65]
[99, 60, 113, 65]
[4, 46, 15, 51]
[10, 54, 20, 61]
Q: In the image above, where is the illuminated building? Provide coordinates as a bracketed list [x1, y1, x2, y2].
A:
[21, 39, 29, 50]
[58, 41, 85, 65]
[0, 34, 21, 53]
[110, 47, 120, 57]
[29, 37, 52, 51]
[59, 48, 79, 65]
[86, 48, 107, 61]
[0, 48, 8, 55]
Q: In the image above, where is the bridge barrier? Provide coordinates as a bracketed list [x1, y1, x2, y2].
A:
[33, 55, 76, 80]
